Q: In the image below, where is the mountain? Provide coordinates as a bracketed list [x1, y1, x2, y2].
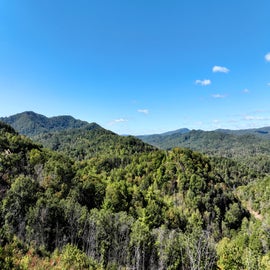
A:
[137, 128, 270, 175]
[0, 118, 269, 269]
[138, 128, 270, 155]
[0, 112, 156, 160]
[151, 128, 190, 136]
[0, 111, 89, 137]
[3, 112, 270, 162]
[32, 125, 156, 160]
[216, 126, 270, 139]
[0, 121, 256, 269]
[137, 128, 189, 148]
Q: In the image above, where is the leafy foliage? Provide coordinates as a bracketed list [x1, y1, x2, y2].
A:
[32, 125, 156, 160]
[0, 117, 270, 269]
[139, 129, 270, 157]
[139, 129, 270, 175]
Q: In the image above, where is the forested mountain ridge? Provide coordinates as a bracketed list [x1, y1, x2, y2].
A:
[0, 111, 156, 161]
[138, 129, 270, 175]
[32, 124, 156, 161]
[141, 128, 190, 137]
[138, 129, 270, 157]
[216, 126, 270, 139]
[138, 125, 270, 144]
[137, 128, 270, 151]
[3, 111, 270, 159]
[1, 116, 270, 269]
[0, 111, 90, 137]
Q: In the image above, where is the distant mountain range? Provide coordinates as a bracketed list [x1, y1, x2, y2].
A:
[138, 126, 270, 143]
[137, 127, 270, 161]
[2, 111, 270, 160]
[215, 127, 270, 139]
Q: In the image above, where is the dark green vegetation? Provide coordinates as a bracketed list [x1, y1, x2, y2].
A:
[32, 124, 155, 161]
[138, 128, 270, 156]
[0, 111, 89, 137]
[1, 113, 270, 269]
[1, 111, 155, 161]
[217, 126, 270, 139]
[138, 129, 270, 174]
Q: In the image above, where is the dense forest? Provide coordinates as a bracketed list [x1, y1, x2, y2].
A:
[138, 128, 270, 174]
[1, 112, 270, 269]
[138, 129, 270, 157]
[0, 111, 90, 137]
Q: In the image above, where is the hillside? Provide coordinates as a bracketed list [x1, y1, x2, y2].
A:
[0, 111, 89, 137]
[138, 129, 270, 157]
[138, 129, 270, 176]
[0, 112, 156, 160]
[32, 124, 156, 160]
[1, 114, 270, 269]
[216, 126, 270, 139]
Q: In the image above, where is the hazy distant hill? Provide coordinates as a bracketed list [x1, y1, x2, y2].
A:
[216, 127, 270, 139]
[138, 128, 270, 159]
[137, 128, 189, 148]
[156, 128, 190, 136]
[0, 111, 89, 137]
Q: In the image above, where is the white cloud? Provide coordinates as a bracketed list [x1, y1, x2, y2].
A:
[243, 88, 249, 93]
[109, 118, 128, 125]
[114, 118, 127, 123]
[212, 65, 230, 73]
[267, 83, 270, 86]
[137, 109, 149, 115]
[265, 52, 270, 62]
[244, 115, 266, 121]
[244, 115, 257, 121]
[212, 94, 226, 98]
[195, 79, 211, 86]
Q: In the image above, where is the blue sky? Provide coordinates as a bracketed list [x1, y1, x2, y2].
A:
[0, 0, 270, 135]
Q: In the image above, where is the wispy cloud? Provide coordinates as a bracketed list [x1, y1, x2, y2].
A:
[244, 115, 268, 121]
[267, 83, 270, 86]
[244, 115, 270, 121]
[195, 79, 211, 86]
[212, 65, 230, 73]
[137, 109, 149, 115]
[212, 94, 226, 99]
[244, 115, 259, 121]
[252, 109, 269, 114]
[265, 52, 270, 62]
[109, 118, 128, 125]
[243, 88, 250, 93]
[115, 118, 128, 123]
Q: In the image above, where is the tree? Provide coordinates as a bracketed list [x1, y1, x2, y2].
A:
[2, 176, 39, 240]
